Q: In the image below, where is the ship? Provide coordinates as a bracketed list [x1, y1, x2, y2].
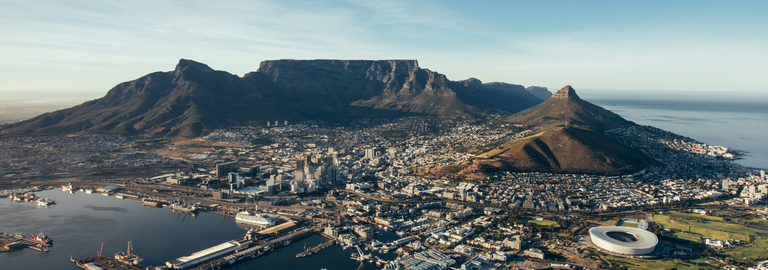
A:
[114, 241, 144, 267]
[37, 198, 56, 206]
[61, 182, 75, 192]
[141, 197, 166, 207]
[30, 232, 53, 244]
[169, 198, 199, 212]
[235, 211, 276, 226]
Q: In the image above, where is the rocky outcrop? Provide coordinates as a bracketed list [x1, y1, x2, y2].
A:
[1, 59, 545, 137]
[508, 85, 633, 132]
[549, 85, 579, 100]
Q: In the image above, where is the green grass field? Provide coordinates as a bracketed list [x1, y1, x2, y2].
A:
[601, 254, 720, 270]
[620, 222, 639, 228]
[666, 211, 724, 221]
[726, 236, 768, 259]
[749, 218, 768, 227]
[654, 214, 750, 241]
[527, 219, 560, 227]
[667, 232, 701, 243]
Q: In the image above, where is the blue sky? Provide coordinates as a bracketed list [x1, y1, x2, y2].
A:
[1, 0, 766, 97]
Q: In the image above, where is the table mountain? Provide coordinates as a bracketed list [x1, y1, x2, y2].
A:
[0, 59, 544, 137]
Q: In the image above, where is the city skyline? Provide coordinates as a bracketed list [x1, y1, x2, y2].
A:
[1, 0, 766, 96]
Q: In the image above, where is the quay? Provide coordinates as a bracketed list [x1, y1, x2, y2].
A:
[0, 232, 51, 252]
[72, 256, 142, 270]
[157, 227, 315, 270]
[296, 239, 336, 258]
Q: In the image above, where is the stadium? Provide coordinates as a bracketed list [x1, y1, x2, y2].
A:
[589, 226, 658, 256]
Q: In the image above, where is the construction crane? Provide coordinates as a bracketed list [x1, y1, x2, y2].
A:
[355, 245, 369, 261]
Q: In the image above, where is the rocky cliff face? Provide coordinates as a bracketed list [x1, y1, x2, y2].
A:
[1, 59, 545, 137]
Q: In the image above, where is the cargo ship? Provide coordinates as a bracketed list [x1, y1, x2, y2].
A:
[30, 232, 53, 245]
[170, 198, 199, 212]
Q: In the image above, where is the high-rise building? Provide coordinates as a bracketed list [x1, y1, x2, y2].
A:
[364, 148, 375, 159]
[229, 172, 240, 190]
[324, 155, 336, 166]
[216, 162, 237, 177]
[327, 166, 338, 187]
[267, 175, 277, 186]
[249, 166, 260, 177]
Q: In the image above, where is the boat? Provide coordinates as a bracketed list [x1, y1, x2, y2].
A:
[30, 232, 53, 244]
[62, 182, 74, 192]
[114, 241, 143, 267]
[170, 198, 199, 212]
[84, 189, 93, 194]
[115, 195, 124, 199]
[101, 192, 110, 197]
[141, 197, 165, 207]
[37, 198, 56, 205]
[29, 244, 48, 252]
[235, 211, 276, 226]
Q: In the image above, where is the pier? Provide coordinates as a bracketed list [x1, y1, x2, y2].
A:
[296, 239, 336, 258]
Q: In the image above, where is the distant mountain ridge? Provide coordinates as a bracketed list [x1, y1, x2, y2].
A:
[525, 86, 552, 100]
[0, 59, 544, 137]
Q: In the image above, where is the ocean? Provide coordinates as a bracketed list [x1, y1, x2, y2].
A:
[580, 90, 768, 170]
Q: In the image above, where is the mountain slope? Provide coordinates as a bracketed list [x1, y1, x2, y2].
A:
[508, 85, 635, 132]
[0, 59, 544, 137]
[417, 86, 658, 179]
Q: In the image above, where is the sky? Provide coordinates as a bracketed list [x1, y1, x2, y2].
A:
[1, 0, 767, 98]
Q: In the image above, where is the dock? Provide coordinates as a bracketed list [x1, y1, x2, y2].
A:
[166, 228, 315, 270]
[0, 232, 51, 252]
[296, 239, 335, 258]
[72, 256, 142, 270]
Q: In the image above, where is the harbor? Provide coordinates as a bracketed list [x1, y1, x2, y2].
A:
[1, 184, 398, 269]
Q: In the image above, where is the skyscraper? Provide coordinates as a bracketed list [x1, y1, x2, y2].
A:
[327, 166, 338, 187]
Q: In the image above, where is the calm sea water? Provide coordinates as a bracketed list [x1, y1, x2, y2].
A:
[585, 94, 768, 170]
[0, 189, 393, 270]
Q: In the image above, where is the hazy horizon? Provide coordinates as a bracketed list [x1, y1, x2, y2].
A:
[1, 1, 766, 96]
[1, 88, 765, 126]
